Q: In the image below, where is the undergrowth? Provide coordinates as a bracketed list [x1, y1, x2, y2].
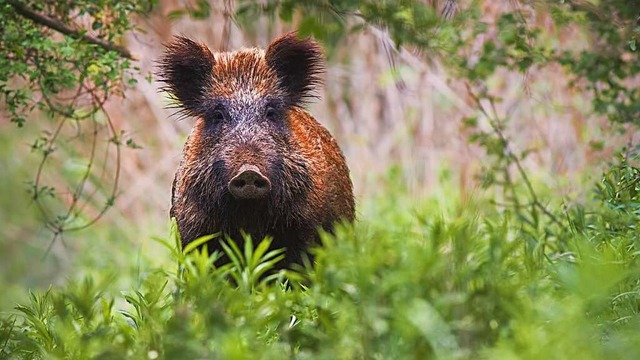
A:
[1, 173, 640, 359]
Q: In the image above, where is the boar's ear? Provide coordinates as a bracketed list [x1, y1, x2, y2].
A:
[265, 33, 324, 105]
[157, 36, 215, 116]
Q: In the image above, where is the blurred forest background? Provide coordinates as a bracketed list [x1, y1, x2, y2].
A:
[0, 0, 638, 307]
[1, 0, 640, 358]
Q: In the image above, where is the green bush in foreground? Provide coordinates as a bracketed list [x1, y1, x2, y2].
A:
[1, 184, 640, 359]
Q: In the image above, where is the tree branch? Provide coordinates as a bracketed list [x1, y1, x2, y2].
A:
[6, 0, 135, 60]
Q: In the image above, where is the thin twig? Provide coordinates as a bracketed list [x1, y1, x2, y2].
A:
[42, 231, 61, 259]
[63, 92, 121, 232]
[6, 0, 134, 60]
[465, 82, 566, 230]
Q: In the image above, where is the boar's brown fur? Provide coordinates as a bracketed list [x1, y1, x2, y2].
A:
[158, 33, 355, 267]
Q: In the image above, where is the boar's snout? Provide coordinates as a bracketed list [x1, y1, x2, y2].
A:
[228, 164, 271, 200]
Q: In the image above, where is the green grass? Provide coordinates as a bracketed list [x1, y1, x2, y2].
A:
[1, 175, 639, 359]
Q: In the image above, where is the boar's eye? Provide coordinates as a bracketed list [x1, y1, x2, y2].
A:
[210, 106, 227, 124]
[265, 106, 278, 122]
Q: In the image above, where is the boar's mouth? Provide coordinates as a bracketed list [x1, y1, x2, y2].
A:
[222, 196, 276, 237]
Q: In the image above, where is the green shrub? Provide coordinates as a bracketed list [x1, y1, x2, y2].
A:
[2, 180, 639, 359]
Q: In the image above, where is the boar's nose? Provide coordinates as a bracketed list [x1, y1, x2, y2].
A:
[228, 164, 271, 199]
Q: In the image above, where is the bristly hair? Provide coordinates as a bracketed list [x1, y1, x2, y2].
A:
[156, 36, 215, 118]
[265, 32, 325, 106]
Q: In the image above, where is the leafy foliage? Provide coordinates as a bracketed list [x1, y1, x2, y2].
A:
[1, 183, 640, 359]
[596, 148, 640, 220]
[551, 0, 640, 124]
[0, 0, 153, 237]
